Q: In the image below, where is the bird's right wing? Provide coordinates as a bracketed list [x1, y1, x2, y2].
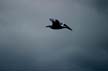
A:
[49, 18, 61, 26]
[64, 24, 72, 31]
[49, 18, 55, 23]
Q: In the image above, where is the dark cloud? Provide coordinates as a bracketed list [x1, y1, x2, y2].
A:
[0, 0, 108, 71]
[94, 0, 108, 10]
[75, 0, 108, 14]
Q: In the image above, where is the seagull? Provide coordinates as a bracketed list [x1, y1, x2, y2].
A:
[46, 18, 72, 31]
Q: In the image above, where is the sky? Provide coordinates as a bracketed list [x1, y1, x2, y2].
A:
[0, 0, 108, 71]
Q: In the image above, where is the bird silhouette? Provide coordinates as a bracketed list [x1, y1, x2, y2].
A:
[46, 18, 72, 31]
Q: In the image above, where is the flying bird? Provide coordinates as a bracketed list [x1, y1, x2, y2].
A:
[46, 18, 72, 31]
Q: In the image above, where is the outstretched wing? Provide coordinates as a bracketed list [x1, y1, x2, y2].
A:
[49, 18, 62, 27]
[64, 24, 72, 31]
[49, 18, 54, 23]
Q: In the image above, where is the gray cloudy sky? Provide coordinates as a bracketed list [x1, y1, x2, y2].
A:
[0, 0, 108, 71]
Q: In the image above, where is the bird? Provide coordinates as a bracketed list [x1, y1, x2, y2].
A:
[46, 18, 72, 31]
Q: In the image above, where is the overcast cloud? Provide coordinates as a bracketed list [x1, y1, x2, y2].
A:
[0, 0, 108, 71]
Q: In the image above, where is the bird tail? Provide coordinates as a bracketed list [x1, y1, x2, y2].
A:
[64, 24, 72, 31]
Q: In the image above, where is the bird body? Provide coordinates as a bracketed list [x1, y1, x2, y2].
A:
[46, 18, 72, 31]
